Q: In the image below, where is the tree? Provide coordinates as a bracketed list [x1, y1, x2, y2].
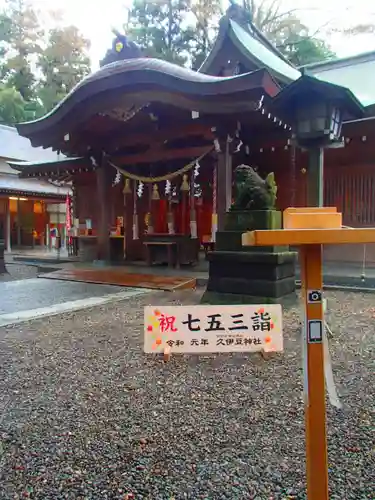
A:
[0, 85, 26, 124]
[187, 0, 223, 69]
[280, 35, 335, 67]
[0, 0, 43, 100]
[125, 0, 335, 69]
[37, 25, 91, 112]
[244, 0, 335, 66]
[126, 0, 192, 66]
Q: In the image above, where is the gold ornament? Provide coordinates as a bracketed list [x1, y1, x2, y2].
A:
[144, 212, 150, 227]
[123, 178, 131, 194]
[115, 41, 124, 53]
[181, 174, 190, 191]
[151, 184, 160, 200]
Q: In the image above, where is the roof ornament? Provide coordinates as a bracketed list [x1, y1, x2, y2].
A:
[100, 28, 143, 68]
[227, 0, 252, 26]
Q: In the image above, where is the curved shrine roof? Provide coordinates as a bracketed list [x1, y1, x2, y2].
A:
[16, 58, 281, 152]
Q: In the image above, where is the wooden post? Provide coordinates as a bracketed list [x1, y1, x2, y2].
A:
[123, 191, 127, 260]
[217, 139, 232, 231]
[16, 198, 21, 246]
[190, 173, 197, 238]
[96, 161, 111, 262]
[243, 209, 375, 500]
[6, 198, 11, 252]
[148, 184, 154, 233]
[300, 243, 329, 500]
[307, 148, 324, 207]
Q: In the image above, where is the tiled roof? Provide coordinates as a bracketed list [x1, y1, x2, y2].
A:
[303, 51, 375, 107]
[0, 174, 70, 196]
[0, 124, 64, 161]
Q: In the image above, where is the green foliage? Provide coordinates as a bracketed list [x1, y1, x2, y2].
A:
[0, 85, 25, 124]
[0, 0, 43, 100]
[244, 0, 336, 66]
[127, 0, 192, 66]
[0, 0, 91, 125]
[231, 165, 277, 211]
[187, 0, 222, 69]
[126, 0, 222, 68]
[37, 26, 91, 111]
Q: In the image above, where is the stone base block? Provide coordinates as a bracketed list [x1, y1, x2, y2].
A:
[203, 250, 297, 304]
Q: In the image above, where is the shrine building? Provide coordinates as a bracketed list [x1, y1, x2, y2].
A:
[8, 4, 375, 266]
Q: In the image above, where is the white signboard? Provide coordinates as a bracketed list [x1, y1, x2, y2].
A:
[144, 304, 283, 354]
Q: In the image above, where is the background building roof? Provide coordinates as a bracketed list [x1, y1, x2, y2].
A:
[0, 124, 64, 161]
[303, 51, 375, 107]
[0, 175, 70, 197]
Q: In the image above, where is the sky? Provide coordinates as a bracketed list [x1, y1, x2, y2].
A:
[4, 0, 375, 67]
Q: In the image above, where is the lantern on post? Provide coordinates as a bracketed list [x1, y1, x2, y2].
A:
[271, 75, 364, 206]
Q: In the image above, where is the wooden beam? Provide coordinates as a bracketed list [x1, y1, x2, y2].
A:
[111, 145, 213, 165]
[107, 122, 214, 152]
[242, 228, 375, 247]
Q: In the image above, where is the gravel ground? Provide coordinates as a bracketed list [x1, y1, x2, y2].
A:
[0, 263, 39, 282]
[0, 289, 373, 500]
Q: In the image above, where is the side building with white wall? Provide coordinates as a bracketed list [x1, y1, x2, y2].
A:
[0, 125, 71, 251]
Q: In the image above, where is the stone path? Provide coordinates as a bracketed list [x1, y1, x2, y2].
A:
[0, 278, 147, 328]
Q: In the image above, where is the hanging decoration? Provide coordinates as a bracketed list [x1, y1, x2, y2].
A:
[137, 181, 144, 198]
[193, 160, 202, 198]
[151, 184, 160, 200]
[165, 179, 174, 234]
[181, 174, 190, 191]
[66, 194, 72, 234]
[112, 170, 122, 187]
[107, 148, 212, 183]
[211, 164, 217, 243]
[194, 182, 202, 198]
[123, 178, 131, 194]
[89, 156, 98, 167]
[133, 181, 139, 240]
[194, 161, 200, 178]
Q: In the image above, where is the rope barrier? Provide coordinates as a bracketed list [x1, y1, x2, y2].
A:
[107, 147, 213, 183]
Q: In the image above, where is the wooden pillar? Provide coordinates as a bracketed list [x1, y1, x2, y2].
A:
[300, 243, 329, 500]
[147, 184, 154, 233]
[307, 148, 324, 207]
[290, 145, 297, 207]
[96, 161, 112, 261]
[217, 139, 232, 231]
[16, 198, 21, 246]
[190, 172, 197, 238]
[6, 198, 11, 252]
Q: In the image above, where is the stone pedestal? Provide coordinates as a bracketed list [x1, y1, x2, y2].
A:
[78, 237, 98, 262]
[202, 210, 297, 304]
